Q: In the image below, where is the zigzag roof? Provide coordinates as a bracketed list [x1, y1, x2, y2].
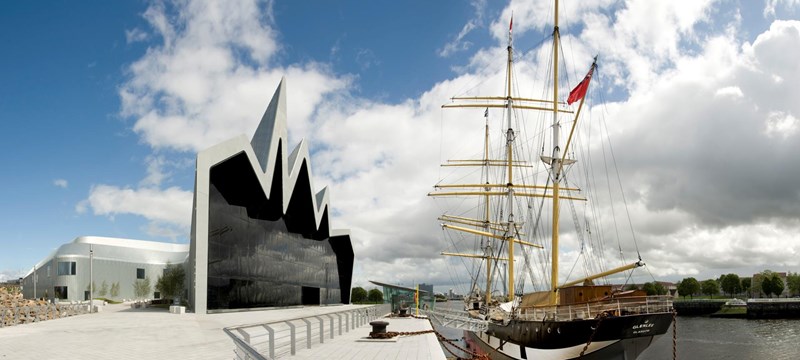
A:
[196, 78, 338, 237]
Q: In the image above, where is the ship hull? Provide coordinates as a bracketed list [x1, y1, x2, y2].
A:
[464, 312, 673, 359]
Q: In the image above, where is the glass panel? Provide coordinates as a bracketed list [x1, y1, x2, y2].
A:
[57, 262, 76, 276]
[206, 176, 343, 310]
[136, 268, 145, 279]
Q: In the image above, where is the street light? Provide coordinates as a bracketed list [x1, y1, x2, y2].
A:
[90, 244, 94, 313]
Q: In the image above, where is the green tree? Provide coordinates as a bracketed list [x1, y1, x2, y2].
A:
[367, 288, 383, 303]
[351, 287, 367, 303]
[677, 277, 700, 299]
[99, 280, 109, 297]
[701, 279, 720, 298]
[133, 276, 151, 300]
[720, 274, 741, 297]
[110, 282, 120, 298]
[755, 270, 774, 297]
[155, 262, 186, 303]
[787, 272, 800, 297]
[654, 282, 667, 295]
[740, 277, 751, 297]
[771, 274, 785, 297]
[642, 282, 657, 296]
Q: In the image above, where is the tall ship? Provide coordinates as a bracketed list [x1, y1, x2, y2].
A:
[427, 1, 674, 359]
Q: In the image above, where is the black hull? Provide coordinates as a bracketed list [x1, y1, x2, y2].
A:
[465, 312, 673, 359]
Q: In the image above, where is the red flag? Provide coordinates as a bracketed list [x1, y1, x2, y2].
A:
[509, 17, 513, 33]
[567, 65, 595, 105]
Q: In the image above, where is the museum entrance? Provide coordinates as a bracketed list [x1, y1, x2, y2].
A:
[301, 286, 320, 305]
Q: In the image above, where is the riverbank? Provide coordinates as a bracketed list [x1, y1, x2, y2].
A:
[674, 299, 800, 319]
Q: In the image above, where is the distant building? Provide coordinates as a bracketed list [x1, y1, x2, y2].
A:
[656, 281, 678, 297]
[369, 280, 434, 312]
[21, 236, 188, 302]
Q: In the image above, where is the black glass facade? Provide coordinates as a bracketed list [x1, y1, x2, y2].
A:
[206, 152, 351, 310]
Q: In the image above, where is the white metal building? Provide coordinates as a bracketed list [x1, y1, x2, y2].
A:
[21, 236, 189, 302]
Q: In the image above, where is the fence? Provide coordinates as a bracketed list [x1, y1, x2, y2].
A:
[518, 296, 674, 321]
[224, 304, 391, 360]
[0, 303, 91, 327]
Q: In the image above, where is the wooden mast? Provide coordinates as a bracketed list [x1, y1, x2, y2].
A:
[549, 0, 561, 307]
[505, 15, 516, 301]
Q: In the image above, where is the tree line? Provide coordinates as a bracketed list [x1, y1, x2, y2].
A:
[676, 270, 800, 299]
[350, 287, 384, 303]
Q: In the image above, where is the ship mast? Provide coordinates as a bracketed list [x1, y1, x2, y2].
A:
[549, 0, 561, 306]
[504, 15, 516, 302]
[433, 14, 590, 306]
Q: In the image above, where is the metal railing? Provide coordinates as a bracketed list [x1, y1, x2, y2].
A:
[420, 307, 488, 332]
[0, 303, 91, 327]
[517, 296, 674, 321]
[224, 304, 391, 360]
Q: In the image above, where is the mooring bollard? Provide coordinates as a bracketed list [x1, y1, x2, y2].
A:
[369, 320, 389, 338]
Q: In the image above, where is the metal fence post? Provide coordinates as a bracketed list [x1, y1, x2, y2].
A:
[236, 328, 251, 345]
[263, 324, 275, 359]
[344, 310, 350, 331]
[328, 314, 334, 339]
[314, 316, 324, 344]
[286, 321, 296, 355]
[301, 318, 312, 349]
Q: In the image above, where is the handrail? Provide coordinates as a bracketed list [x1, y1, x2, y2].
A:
[223, 327, 269, 360]
[518, 296, 673, 321]
[224, 304, 391, 360]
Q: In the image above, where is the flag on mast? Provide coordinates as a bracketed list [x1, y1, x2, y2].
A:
[567, 63, 596, 105]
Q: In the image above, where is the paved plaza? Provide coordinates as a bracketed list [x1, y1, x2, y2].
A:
[0, 303, 445, 359]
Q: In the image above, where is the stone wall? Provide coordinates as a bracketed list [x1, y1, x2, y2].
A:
[1, 287, 89, 327]
[747, 300, 800, 319]
[673, 300, 726, 316]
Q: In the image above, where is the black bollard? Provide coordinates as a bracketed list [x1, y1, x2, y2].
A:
[369, 320, 389, 338]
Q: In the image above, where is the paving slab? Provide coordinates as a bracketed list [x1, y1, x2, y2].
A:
[0, 303, 366, 359]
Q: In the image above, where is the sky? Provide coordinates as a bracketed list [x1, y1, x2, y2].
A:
[1, 0, 800, 295]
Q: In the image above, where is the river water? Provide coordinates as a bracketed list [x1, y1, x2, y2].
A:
[641, 316, 800, 360]
[431, 302, 800, 359]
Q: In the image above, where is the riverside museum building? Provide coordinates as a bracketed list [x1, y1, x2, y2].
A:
[21, 79, 354, 313]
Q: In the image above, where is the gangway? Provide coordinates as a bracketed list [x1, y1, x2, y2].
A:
[420, 308, 488, 332]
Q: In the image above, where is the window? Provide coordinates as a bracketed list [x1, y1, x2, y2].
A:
[137, 268, 145, 279]
[154, 292, 161, 299]
[54, 286, 68, 299]
[57, 261, 76, 276]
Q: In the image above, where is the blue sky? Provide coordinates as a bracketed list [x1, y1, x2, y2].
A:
[2, 0, 800, 294]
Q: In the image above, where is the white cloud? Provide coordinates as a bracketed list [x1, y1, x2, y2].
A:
[438, 0, 486, 57]
[714, 86, 743, 98]
[0, 270, 23, 283]
[120, 0, 349, 152]
[764, 0, 800, 18]
[53, 179, 68, 188]
[125, 28, 148, 43]
[90, 0, 800, 292]
[764, 111, 799, 138]
[77, 185, 192, 236]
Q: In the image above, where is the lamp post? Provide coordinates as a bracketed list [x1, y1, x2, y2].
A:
[89, 244, 94, 312]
